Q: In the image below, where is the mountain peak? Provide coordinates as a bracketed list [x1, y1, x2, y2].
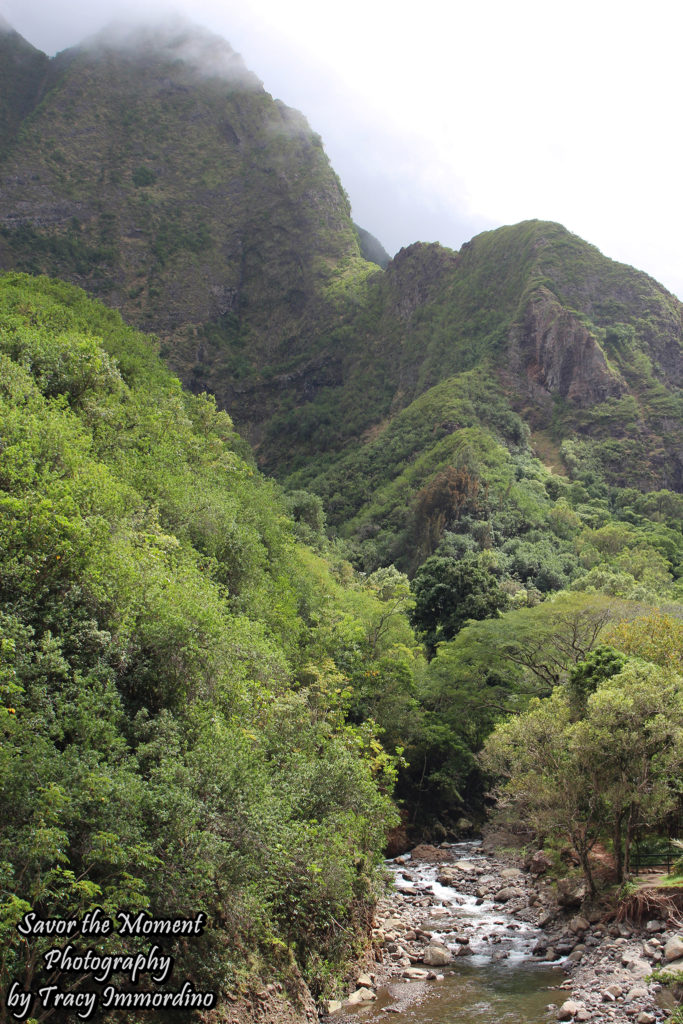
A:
[74, 16, 261, 89]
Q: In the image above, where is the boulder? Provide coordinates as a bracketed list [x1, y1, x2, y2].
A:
[529, 850, 553, 875]
[627, 958, 652, 979]
[556, 878, 586, 908]
[501, 867, 524, 879]
[645, 919, 664, 933]
[665, 935, 683, 962]
[356, 973, 374, 988]
[402, 967, 430, 979]
[453, 860, 478, 872]
[493, 886, 520, 903]
[423, 944, 453, 966]
[626, 986, 648, 1000]
[557, 999, 584, 1020]
[325, 999, 343, 1014]
[347, 987, 376, 1004]
[636, 1015, 655, 1024]
[569, 915, 590, 935]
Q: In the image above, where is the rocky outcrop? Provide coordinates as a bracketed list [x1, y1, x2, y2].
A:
[508, 287, 625, 407]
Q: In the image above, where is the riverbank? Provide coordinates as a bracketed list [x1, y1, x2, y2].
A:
[325, 839, 682, 1023]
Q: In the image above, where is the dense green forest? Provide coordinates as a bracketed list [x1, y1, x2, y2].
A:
[0, 273, 415, 1012]
[1, 271, 682, 1019]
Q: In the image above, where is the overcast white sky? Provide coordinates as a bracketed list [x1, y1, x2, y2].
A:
[3, 0, 683, 298]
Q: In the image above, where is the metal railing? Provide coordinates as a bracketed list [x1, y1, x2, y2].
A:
[631, 837, 680, 876]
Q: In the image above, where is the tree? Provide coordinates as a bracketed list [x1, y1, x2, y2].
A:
[482, 660, 683, 890]
[572, 662, 683, 881]
[481, 689, 605, 895]
[410, 555, 508, 658]
[566, 645, 626, 717]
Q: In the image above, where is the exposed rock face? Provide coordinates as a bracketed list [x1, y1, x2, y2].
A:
[509, 288, 625, 406]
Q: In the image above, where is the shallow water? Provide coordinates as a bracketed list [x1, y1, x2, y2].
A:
[343, 960, 561, 1023]
[342, 841, 563, 1023]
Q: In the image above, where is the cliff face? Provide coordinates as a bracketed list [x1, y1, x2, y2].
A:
[0, 20, 48, 148]
[508, 286, 625, 407]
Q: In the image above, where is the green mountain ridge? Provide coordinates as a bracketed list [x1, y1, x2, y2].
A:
[0, 19, 681, 565]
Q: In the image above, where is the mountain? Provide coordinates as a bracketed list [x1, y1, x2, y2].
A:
[0, 16, 48, 147]
[0, 19, 374, 394]
[0, 20, 681, 573]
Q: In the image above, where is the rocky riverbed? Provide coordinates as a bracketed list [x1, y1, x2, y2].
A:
[325, 840, 683, 1023]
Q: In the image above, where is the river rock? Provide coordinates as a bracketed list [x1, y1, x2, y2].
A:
[665, 935, 683, 961]
[423, 944, 453, 966]
[403, 967, 430, 979]
[662, 956, 683, 973]
[347, 987, 376, 1004]
[453, 860, 478, 872]
[557, 879, 586, 908]
[558, 998, 584, 1020]
[529, 850, 553, 875]
[493, 886, 520, 902]
[569, 915, 590, 934]
[645, 919, 665, 932]
[501, 867, 524, 879]
[627, 958, 652, 979]
[356, 973, 374, 988]
[626, 986, 648, 1000]
[602, 983, 622, 1000]
[325, 999, 343, 1014]
[636, 1015, 655, 1024]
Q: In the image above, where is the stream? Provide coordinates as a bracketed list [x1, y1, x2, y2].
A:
[340, 841, 563, 1024]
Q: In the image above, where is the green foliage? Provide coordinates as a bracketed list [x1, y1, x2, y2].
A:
[482, 655, 683, 890]
[0, 273, 405, 1004]
[566, 645, 626, 716]
[410, 555, 509, 657]
[132, 165, 157, 187]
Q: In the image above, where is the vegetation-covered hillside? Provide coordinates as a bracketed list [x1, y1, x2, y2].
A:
[1, 24, 680, 527]
[0, 273, 425, 1013]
